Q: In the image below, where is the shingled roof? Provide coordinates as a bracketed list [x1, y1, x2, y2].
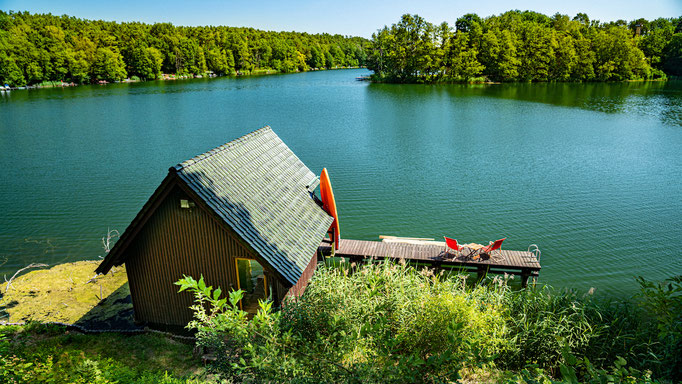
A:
[97, 126, 333, 286]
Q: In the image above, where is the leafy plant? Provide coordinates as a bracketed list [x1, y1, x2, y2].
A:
[178, 263, 682, 383]
[636, 275, 682, 381]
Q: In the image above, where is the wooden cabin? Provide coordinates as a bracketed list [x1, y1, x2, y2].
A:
[96, 127, 333, 326]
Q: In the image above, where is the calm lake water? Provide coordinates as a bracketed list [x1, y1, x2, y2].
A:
[1, 69, 681, 296]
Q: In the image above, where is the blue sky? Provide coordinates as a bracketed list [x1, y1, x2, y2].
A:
[1, 0, 680, 37]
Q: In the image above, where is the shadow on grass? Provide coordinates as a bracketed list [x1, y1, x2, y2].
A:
[73, 282, 140, 331]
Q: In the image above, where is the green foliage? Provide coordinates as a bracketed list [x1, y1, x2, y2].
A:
[636, 276, 682, 381]
[0, 323, 211, 384]
[179, 264, 682, 383]
[368, 11, 681, 83]
[498, 286, 598, 372]
[448, 32, 485, 81]
[0, 10, 368, 85]
[0, 54, 25, 86]
[179, 264, 512, 383]
[91, 47, 127, 82]
[282, 262, 511, 382]
[508, 353, 661, 383]
[0, 332, 10, 356]
[0, 353, 210, 384]
[177, 275, 301, 381]
[663, 33, 682, 76]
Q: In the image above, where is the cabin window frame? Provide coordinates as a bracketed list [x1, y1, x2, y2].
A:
[233, 257, 269, 311]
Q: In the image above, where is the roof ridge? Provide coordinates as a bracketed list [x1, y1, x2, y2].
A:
[171, 126, 272, 172]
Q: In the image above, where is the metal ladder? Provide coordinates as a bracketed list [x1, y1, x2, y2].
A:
[527, 244, 541, 262]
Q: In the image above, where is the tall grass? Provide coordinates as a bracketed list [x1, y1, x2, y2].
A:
[279, 261, 510, 382]
[179, 260, 681, 383]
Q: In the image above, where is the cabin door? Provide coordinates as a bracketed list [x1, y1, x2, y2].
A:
[234, 258, 268, 312]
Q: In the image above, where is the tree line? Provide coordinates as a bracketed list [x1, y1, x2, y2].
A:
[0, 11, 368, 86]
[366, 11, 682, 83]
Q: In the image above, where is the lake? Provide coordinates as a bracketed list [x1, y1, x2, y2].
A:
[1, 69, 681, 296]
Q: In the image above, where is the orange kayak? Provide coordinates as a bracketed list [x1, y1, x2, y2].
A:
[320, 168, 340, 249]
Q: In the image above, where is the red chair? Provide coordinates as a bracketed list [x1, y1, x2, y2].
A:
[479, 238, 506, 259]
[444, 236, 464, 257]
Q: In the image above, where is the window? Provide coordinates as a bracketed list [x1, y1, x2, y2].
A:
[235, 258, 268, 312]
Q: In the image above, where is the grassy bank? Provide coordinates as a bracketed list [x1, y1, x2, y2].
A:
[0, 262, 209, 383]
[0, 261, 132, 327]
[0, 323, 210, 383]
[2, 260, 680, 383]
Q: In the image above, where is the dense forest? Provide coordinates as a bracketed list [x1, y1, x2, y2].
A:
[366, 11, 682, 83]
[2, 10, 682, 87]
[0, 11, 368, 86]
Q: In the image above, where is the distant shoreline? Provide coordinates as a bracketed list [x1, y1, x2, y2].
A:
[367, 75, 672, 85]
[0, 66, 365, 91]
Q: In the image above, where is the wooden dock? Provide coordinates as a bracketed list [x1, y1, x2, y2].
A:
[318, 239, 541, 287]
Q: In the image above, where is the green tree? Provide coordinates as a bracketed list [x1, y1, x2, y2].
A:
[455, 13, 482, 39]
[330, 44, 345, 67]
[518, 22, 555, 81]
[367, 14, 438, 82]
[0, 54, 26, 86]
[496, 30, 521, 81]
[206, 47, 233, 75]
[308, 45, 324, 69]
[231, 35, 252, 72]
[447, 32, 484, 81]
[592, 27, 650, 80]
[639, 18, 675, 69]
[324, 49, 334, 69]
[663, 33, 682, 75]
[572, 37, 596, 81]
[90, 47, 126, 81]
[66, 50, 90, 83]
[42, 25, 68, 81]
[126, 44, 162, 80]
[177, 38, 206, 75]
[479, 29, 521, 81]
[551, 33, 578, 80]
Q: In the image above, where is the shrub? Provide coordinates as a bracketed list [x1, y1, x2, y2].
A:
[497, 286, 599, 373]
[179, 262, 510, 383]
[178, 263, 681, 383]
[636, 276, 682, 381]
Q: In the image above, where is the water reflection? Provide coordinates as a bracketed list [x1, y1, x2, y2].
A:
[367, 80, 682, 126]
[1, 69, 681, 296]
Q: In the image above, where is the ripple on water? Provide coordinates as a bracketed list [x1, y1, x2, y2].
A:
[1, 71, 681, 297]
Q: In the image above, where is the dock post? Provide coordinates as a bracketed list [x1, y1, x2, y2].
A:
[477, 265, 489, 283]
[348, 256, 363, 275]
[521, 269, 530, 288]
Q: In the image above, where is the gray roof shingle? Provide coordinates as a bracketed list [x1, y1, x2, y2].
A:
[172, 126, 333, 286]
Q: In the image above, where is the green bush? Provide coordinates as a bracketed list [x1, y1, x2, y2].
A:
[280, 262, 510, 381]
[636, 276, 682, 381]
[178, 263, 682, 383]
[498, 286, 599, 372]
[180, 262, 507, 383]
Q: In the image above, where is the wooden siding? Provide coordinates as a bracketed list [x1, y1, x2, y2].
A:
[285, 252, 318, 299]
[125, 185, 259, 326]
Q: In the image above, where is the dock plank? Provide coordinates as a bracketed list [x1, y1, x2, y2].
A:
[319, 239, 541, 282]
